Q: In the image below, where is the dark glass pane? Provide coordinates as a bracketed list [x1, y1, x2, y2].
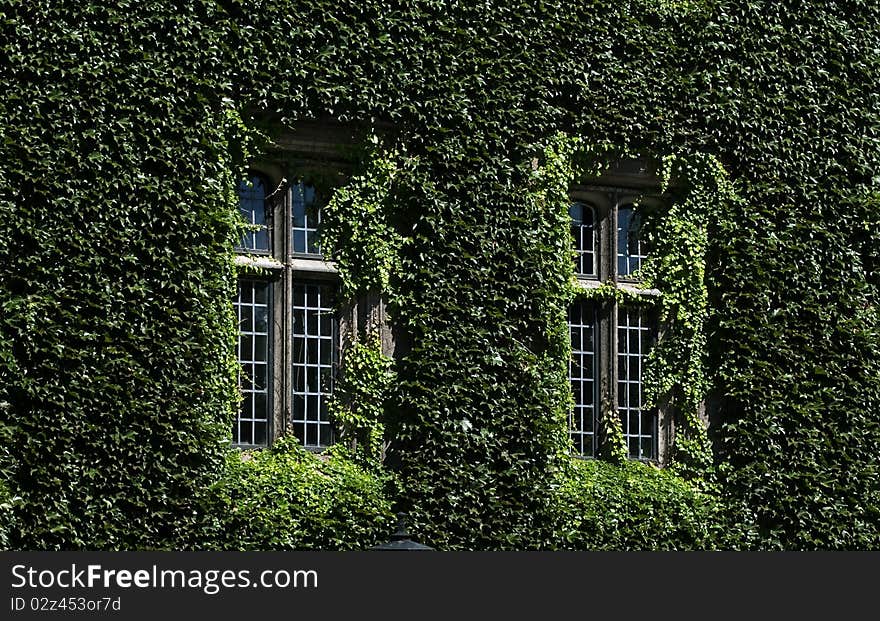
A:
[307, 231, 320, 254]
[255, 335, 268, 360]
[581, 254, 594, 275]
[629, 383, 640, 407]
[254, 230, 268, 251]
[319, 368, 332, 392]
[640, 437, 654, 460]
[240, 306, 253, 332]
[292, 337, 305, 365]
[292, 422, 305, 444]
[572, 357, 583, 380]
[307, 367, 318, 392]
[307, 310, 320, 335]
[292, 394, 305, 417]
[240, 364, 253, 389]
[320, 339, 332, 365]
[571, 408, 583, 433]
[254, 393, 267, 419]
[303, 184, 316, 208]
[306, 425, 318, 446]
[583, 325, 594, 351]
[239, 396, 252, 419]
[307, 339, 318, 364]
[628, 411, 639, 435]
[317, 424, 332, 448]
[252, 203, 265, 225]
[254, 364, 267, 391]
[240, 335, 254, 360]
[240, 284, 252, 303]
[239, 421, 253, 445]
[307, 397, 318, 421]
[254, 307, 268, 332]
[253, 422, 267, 446]
[254, 282, 268, 304]
[641, 329, 652, 352]
[320, 313, 333, 337]
[293, 229, 306, 253]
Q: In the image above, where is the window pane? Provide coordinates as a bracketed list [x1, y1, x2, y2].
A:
[570, 201, 596, 277]
[291, 282, 337, 448]
[232, 280, 271, 446]
[568, 300, 597, 457]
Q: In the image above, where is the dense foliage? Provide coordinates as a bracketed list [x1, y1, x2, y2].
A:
[1, 0, 878, 549]
[558, 459, 722, 550]
[0, 0, 243, 549]
[210, 439, 395, 550]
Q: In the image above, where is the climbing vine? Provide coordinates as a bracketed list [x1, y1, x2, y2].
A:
[3, 0, 878, 551]
[328, 335, 395, 465]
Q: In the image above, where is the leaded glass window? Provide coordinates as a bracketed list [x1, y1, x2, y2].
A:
[237, 173, 269, 252]
[617, 204, 646, 277]
[233, 280, 271, 446]
[291, 282, 336, 448]
[568, 186, 659, 461]
[569, 201, 596, 276]
[569, 300, 597, 457]
[617, 307, 655, 459]
[291, 181, 321, 255]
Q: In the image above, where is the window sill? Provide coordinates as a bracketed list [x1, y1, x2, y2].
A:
[235, 254, 284, 271]
[573, 277, 661, 297]
[289, 257, 338, 274]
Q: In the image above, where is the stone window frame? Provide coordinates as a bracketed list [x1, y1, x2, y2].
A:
[232, 120, 397, 451]
[568, 159, 671, 464]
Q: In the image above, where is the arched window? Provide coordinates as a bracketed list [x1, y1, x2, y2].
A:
[617, 204, 645, 277]
[569, 201, 596, 276]
[237, 173, 269, 252]
[233, 167, 340, 451]
[568, 187, 658, 461]
[291, 181, 321, 255]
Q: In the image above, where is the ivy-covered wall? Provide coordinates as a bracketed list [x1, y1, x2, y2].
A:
[1, 0, 878, 550]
